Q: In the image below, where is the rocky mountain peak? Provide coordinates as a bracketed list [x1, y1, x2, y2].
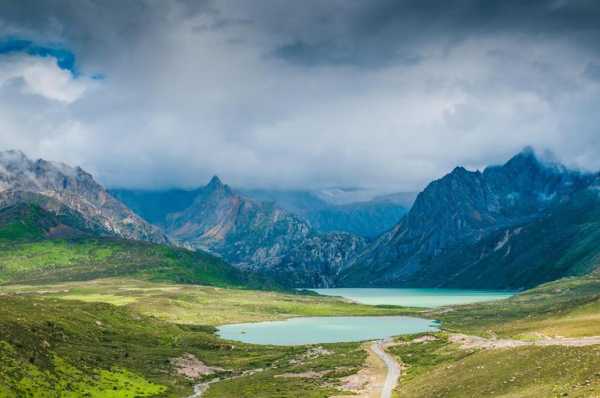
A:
[0, 150, 167, 244]
[207, 175, 224, 188]
[205, 175, 232, 195]
[500, 147, 543, 172]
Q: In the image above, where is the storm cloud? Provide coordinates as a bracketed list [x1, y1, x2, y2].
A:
[0, 0, 599, 191]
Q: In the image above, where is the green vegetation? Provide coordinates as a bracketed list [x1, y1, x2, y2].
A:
[0, 203, 275, 289]
[0, 237, 276, 289]
[1, 278, 415, 326]
[389, 334, 470, 384]
[385, 277, 600, 397]
[4, 202, 600, 397]
[0, 293, 378, 397]
[205, 343, 365, 398]
[391, 334, 600, 398]
[432, 275, 600, 338]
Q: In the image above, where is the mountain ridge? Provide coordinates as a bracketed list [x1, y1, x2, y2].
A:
[340, 149, 600, 289]
[0, 150, 168, 244]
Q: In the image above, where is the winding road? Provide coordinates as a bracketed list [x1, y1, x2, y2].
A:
[370, 340, 401, 398]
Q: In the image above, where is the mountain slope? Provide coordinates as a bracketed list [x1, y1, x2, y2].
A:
[162, 177, 366, 287]
[0, 150, 166, 244]
[114, 177, 367, 287]
[0, 202, 271, 289]
[341, 149, 600, 289]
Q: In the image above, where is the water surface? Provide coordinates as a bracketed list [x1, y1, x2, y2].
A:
[218, 316, 438, 345]
[310, 288, 514, 308]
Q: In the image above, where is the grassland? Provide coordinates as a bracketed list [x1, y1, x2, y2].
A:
[4, 204, 600, 397]
[383, 275, 600, 397]
[0, 276, 415, 397]
[0, 278, 416, 325]
[432, 275, 600, 338]
[0, 237, 279, 290]
[0, 287, 393, 397]
[390, 333, 600, 398]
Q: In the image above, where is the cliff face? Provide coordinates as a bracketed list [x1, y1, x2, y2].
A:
[0, 150, 167, 244]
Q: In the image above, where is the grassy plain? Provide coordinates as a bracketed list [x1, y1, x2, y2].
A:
[1, 278, 416, 326]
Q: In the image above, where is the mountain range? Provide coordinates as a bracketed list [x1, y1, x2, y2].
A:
[341, 148, 600, 289]
[115, 177, 367, 287]
[240, 188, 415, 238]
[3, 148, 600, 290]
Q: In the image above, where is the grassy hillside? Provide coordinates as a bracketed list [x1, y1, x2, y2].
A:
[0, 277, 414, 397]
[384, 275, 600, 397]
[341, 188, 600, 290]
[433, 275, 600, 338]
[390, 333, 600, 398]
[0, 203, 275, 289]
[0, 294, 344, 397]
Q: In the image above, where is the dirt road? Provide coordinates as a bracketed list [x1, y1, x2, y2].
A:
[370, 340, 401, 398]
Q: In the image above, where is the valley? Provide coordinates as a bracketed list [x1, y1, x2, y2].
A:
[2, 150, 600, 397]
[3, 2, 600, 396]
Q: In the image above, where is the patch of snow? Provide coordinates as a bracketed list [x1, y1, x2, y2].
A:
[494, 230, 510, 251]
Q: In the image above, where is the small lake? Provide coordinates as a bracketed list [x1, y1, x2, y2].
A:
[217, 316, 439, 345]
[310, 288, 515, 308]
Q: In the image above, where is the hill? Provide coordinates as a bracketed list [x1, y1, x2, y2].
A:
[0, 202, 272, 289]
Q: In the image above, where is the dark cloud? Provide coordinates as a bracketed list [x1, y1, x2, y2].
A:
[585, 63, 600, 82]
[258, 0, 600, 68]
[0, 0, 599, 190]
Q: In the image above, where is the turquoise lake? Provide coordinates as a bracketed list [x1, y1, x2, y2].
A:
[217, 316, 440, 345]
[310, 288, 515, 308]
[217, 288, 513, 345]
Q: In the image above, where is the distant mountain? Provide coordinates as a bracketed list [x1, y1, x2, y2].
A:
[110, 187, 202, 226]
[0, 150, 167, 244]
[341, 148, 600, 289]
[116, 177, 367, 287]
[241, 188, 416, 238]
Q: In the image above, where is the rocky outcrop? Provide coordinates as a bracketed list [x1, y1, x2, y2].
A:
[0, 150, 167, 243]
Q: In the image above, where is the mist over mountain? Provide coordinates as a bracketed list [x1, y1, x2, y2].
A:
[0, 150, 167, 244]
[240, 188, 416, 238]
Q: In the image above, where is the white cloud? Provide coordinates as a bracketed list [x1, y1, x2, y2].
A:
[0, 54, 89, 103]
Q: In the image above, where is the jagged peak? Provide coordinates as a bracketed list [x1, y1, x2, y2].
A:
[451, 166, 468, 174]
[208, 175, 224, 186]
[207, 175, 224, 188]
[498, 147, 577, 177]
[505, 146, 539, 166]
[0, 149, 31, 168]
[204, 175, 234, 196]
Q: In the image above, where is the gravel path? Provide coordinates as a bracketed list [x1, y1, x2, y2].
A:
[370, 340, 401, 398]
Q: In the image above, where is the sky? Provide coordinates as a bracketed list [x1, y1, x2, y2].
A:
[0, 0, 599, 191]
